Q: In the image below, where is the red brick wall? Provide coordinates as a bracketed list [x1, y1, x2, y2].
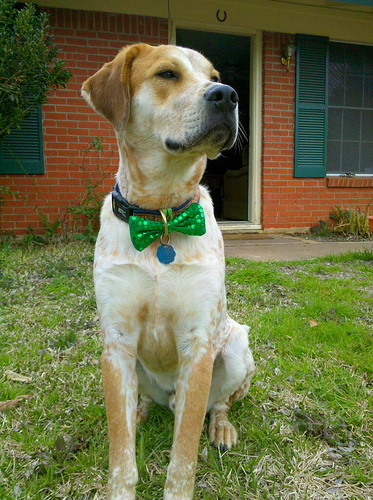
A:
[2, 23, 372, 234]
[0, 8, 168, 235]
[262, 32, 373, 230]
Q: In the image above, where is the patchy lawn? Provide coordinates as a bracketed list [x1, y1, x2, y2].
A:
[0, 242, 372, 500]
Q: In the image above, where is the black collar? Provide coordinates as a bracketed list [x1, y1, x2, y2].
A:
[112, 183, 199, 223]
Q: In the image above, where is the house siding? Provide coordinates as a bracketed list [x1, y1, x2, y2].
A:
[0, 8, 168, 235]
[262, 32, 373, 230]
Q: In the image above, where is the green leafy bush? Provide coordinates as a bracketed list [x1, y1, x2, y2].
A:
[0, 0, 71, 137]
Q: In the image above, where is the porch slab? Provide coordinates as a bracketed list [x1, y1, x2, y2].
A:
[223, 235, 373, 261]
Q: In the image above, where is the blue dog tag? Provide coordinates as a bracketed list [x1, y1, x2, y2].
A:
[157, 243, 176, 264]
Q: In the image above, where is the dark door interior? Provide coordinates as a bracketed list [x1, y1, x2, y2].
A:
[176, 29, 250, 221]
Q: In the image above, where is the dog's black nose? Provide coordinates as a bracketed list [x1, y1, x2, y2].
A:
[204, 84, 238, 111]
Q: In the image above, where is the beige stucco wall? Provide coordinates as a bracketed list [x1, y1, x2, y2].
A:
[34, 0, 373, 44]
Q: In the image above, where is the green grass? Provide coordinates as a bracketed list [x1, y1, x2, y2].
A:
[1, 243, 372, 499]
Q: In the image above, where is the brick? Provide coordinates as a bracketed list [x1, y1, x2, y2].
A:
[99, 32, 119, 41]
[130, 16, 138, 35]
[101, 12, 109, 32]
[94, 13, 102, 32]
[86, 12, 94, 31]
[78, 11, 87, 30]
[109, 14, 117, 33]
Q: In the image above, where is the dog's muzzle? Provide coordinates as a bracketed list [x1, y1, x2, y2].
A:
[165, 83, 239, 154]
[203, 83, 238, 150]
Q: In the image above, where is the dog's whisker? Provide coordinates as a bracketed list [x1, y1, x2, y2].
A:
[238, 122, 248, 141]
[233, 129, 247, 153]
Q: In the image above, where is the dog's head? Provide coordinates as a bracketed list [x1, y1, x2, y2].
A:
[82, 44, 238, 160]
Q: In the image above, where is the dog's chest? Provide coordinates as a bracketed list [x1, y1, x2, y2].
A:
[95, 258, 227, 376]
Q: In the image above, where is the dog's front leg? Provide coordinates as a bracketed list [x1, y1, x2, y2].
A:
[101, 342, 138, 500]
[164, 347, 214, 500]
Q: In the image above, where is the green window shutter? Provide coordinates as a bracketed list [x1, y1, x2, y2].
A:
[0, 106, 44, 175]
[294, 34, 328, 177]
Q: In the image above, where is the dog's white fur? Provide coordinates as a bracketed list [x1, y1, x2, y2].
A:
[82, 43, 254, 500]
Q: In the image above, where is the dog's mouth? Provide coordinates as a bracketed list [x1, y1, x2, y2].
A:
[165, 123, 236, 155]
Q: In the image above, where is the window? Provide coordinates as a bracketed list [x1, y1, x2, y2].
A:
[327, 42, 373, 175]
[0, 105, 44, 175]
[295, 35, 373, 177]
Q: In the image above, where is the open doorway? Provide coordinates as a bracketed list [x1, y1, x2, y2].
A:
[176, 29, 250, 221]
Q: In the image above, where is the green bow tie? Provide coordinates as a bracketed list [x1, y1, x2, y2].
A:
[129, 203, 206, 252]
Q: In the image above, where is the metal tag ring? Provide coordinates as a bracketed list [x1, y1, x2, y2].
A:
[160, 234, 170, 246]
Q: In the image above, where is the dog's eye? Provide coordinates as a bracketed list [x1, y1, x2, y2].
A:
[157, 71, 178, 80]
[211, 75, 220, 83]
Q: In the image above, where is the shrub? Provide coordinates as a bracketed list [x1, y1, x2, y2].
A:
[329, 205, 371, 238]
[0, 0, 71, 138]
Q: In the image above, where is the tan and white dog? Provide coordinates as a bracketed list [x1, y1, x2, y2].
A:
[82, 43, 255, 500]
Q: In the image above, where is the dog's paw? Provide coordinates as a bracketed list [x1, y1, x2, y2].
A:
[168, 392, 176, 414]
[136, 395, 153, 425]
[136, 406, 148, 425]
[209, 418, 238, 451]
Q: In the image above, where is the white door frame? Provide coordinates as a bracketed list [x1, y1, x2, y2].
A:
[171, 24, 262, 232]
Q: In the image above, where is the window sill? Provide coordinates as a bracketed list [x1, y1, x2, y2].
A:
[326, 177, 373, 188]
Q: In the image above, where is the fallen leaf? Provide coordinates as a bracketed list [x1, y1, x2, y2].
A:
[197, 481, 211, 493]
[5, 370, 32, 382]
[0, 395, 32, 412]
[326, 477, 343, 495]
[309, 319, 319, 328]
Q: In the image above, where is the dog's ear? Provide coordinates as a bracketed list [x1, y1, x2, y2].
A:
[81, 44, 144, 131]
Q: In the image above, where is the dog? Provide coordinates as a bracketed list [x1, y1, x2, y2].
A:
[82, 43, 255, 500]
